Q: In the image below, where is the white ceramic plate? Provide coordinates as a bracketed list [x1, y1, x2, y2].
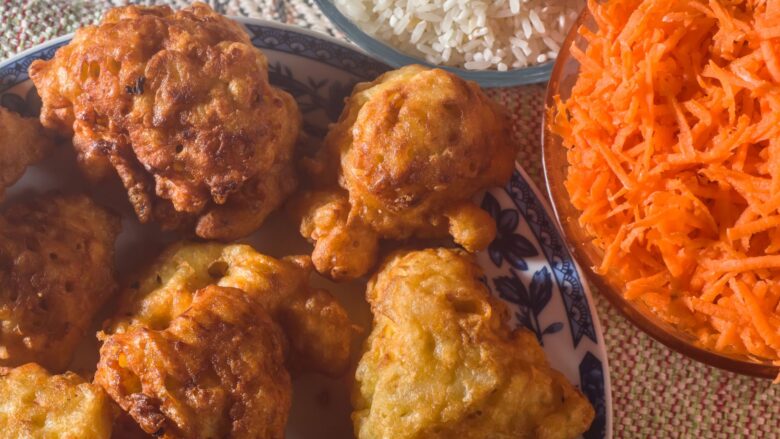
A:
[0, 18, 611, 439]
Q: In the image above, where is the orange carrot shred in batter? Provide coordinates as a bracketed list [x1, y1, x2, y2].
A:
[552, 0, 780, 364]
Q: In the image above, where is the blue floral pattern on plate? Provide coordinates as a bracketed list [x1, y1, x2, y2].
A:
[482, 192, 540, 271]
[494, 266, 563, 345]
[0, 19, 611, 439]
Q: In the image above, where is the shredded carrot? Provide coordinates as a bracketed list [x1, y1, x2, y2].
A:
[552, 0, 780, 364]
[707, 256, 780, 274]
[727, 215, 780, 241]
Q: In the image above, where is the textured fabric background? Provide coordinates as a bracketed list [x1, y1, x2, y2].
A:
[2, 1, 779, 437]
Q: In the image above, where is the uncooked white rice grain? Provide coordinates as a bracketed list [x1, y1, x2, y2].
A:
[485, 33, 495, 47]
[462, 39, 482, 52]
[542, 36, 561, 52]
[394, 14, 410, 35]
[521, 18, 533, 39]
[465, 60, 491, 70]
[418, 12, 442, 22]
[473, 27, 489, 37]
[441, 27, 454, 44]
[517, 40, 532, 57]
[476, 11, 486, 27]
[411, 21, 427, 43]
[510, 0, 520, 14]
[335, 0, 583, 70]
[529, 10, 546, 33]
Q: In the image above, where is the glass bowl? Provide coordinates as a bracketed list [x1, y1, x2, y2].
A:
[313, 0, 554, 87]
[541, 6, 778, 378]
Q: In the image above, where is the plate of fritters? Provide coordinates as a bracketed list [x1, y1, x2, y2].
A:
[0, 3, 611, 438]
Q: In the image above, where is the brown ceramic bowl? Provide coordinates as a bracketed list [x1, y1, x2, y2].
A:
[541, 6, 778, 379]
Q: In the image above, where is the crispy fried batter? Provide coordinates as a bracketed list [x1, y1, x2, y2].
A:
[294, 65, 514, 280]
[353, 249, 595, 439]
[106, 242, 353, 377]
[0, 363, 115, 438]
[96, 286, 290, 439]
[0, 194, 120, 371]
[0, 107, 55, 199]
[335, 66, 515, 234]
[289, 190, 379, 281]
[29, 3, 301, 240]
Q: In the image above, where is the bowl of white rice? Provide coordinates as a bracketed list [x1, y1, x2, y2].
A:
[314, 0, 583, 87]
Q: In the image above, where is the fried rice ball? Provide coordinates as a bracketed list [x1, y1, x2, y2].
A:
[0, 107, 55, 200]
[0, 193, 120, 371]
[96, 285, 290, 438]
[29, 3, 301, 240]
[0, 363, 115, 439]
[293, 65, 515, 280]
[105, 242, 353, 377]
[353, 248, 595, 439]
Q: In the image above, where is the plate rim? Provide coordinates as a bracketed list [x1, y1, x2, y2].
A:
[0, 18, 612, 438]
[0, 34, 73, 72]
[512, 163, 613, 439]
[0, 18, 385, 92]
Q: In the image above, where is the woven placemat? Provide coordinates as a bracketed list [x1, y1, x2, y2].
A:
[3, 1, 779, 437]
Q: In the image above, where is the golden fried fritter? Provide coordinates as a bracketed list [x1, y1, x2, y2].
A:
[353, 249, 595, 439]
[289, 190, 379, 281]
[96, 286, 290, 439]
[0, 363, 115, 438]
[29, 3, 301, 240]
[0, 107, 55, 199]
[105, 242, 353, 377]
[0, 194, 120, 371]
[293, 65, 513, 280]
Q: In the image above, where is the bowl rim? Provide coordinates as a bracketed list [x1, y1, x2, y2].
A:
[312, 0, 554, 87]
[540, 6, 779, 379]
